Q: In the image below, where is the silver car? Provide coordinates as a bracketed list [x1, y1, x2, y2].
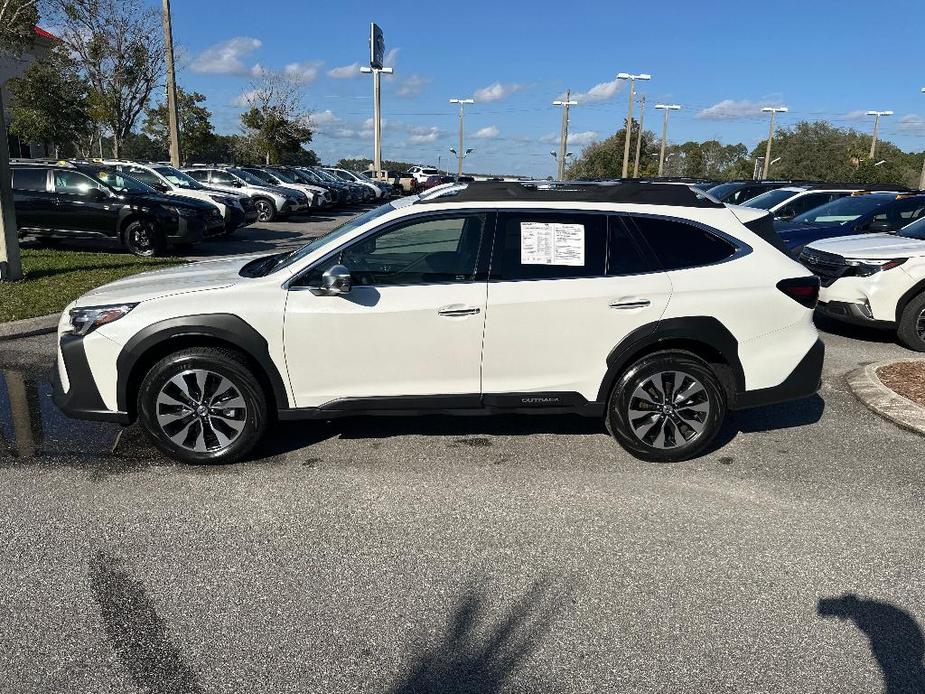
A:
[182, 166, 308, 222]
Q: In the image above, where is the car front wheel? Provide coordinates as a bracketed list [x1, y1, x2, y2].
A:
[123, 219, 166, 257]
[137, 347, 268, 464]
[607, 351, 726, 462]
[254, 198, 276, 222]
[897, 293, 925, 352]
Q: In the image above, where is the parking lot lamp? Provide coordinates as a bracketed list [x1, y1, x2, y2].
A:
[760, 106, 788, 180]
[654, 104, 681, 177]
[617, 73, 651, 178]
[449, 98, 474, 177]
[866, 110, 893, 160]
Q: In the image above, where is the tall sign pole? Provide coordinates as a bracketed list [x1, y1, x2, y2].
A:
[360, 23, 392, 175]
[162, 0, 181, 167]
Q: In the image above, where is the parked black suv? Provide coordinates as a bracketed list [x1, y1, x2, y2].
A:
[10, 160, 225, 256]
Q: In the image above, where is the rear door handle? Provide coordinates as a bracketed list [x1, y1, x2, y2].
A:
[609, 299, 651, 310]
[438, 305, 481, 317]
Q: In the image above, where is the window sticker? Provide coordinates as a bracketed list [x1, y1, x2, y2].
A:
[520, 222, 585, 266]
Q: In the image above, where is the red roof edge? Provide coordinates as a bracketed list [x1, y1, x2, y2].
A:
[34, 26, 58, 41]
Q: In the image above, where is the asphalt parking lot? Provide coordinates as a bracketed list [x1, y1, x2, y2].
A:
[2, 210, 925, 693]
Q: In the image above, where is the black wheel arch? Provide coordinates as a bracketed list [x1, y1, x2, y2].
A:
[116, 314, 290, 420]
[596, 316, 744, 406]
[896, 279, 925, 323]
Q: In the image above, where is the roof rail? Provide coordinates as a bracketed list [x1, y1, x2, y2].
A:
[9, 157, 73, 166]
[418, 180, 723, 208]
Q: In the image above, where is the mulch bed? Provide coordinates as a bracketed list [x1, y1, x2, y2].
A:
[877, 361, 925, 407]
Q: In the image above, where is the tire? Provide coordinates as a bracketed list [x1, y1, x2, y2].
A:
[123, 218, 166, 257]
[606, 350, 726, 463]
[254, 198, 277, 222]
[897, 292, 925, 351]
[137, 347, 269, 464]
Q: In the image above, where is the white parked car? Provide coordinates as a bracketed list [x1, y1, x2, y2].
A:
[239, 167, 330, 209]
[743, 184, 905, 221]
[408, 165, 442, 185]
[53, 181, 823, 465]
[324, 167, 384, 199]
[800, 215, 925, 350]
[182, 166, 309, 222]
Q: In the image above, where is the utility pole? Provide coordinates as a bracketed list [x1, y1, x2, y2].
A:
[655, 104, 681, 177]
[360, 23, 392, 175]
[866, 110, 893, 160]
[617, 72, 651, 178]
[0, 84, 22, 281]
[553, 90, 577, 180]
[162, 0, 181, 167]
[920, 88, 925, 190]
[633, 94, 646, 178]
[760, 106, 788, 180]
[449, 98, 474, 177]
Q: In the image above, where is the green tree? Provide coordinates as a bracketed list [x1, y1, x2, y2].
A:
[143, 88, 215, 163]
[564, 121, 657, 179]
[238, 70, 313, 165]
[0, 0, 39, 53]
[8, 45, 91, 156]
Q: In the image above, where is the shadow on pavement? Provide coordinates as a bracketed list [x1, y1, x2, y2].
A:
[814, 313, 899, 346]
[390, 579, 562, 694]
[89, 551, 204, 694]
[818, 593, 925, 694]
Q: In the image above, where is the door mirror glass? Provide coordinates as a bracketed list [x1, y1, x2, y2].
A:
[311, 264, 352, 296]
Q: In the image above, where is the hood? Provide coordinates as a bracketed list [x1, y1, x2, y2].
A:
[806, 232, 925, 258]
[74, 254, 264, 306]
[774, 219, 843, 236]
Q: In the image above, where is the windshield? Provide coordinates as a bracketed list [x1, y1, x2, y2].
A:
[90, 168, 156, 193]
[267, 168, 296, 183]
[254, 203, 396, 276]
[229, 168, 271, 186]
[154, 166, 204, 190]
[792, 195, 891, 225]
[705, 182, 741, 200]
[291, 169, 321, 184]
[329, 169, 357, 182]
[422, 168, 440, 175]
[744, 188, 799, 210]
[313, 168, 340, 183]
[899, 216, 925, 240]
[242, 168, 278, 185]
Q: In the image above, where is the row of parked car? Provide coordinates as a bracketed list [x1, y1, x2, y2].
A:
[8, 159, 395, 256]
[697, 179, 925, 351]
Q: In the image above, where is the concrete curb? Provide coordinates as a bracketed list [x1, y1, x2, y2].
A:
[847, 358, 925, 438]
[0, 314, 58, 341]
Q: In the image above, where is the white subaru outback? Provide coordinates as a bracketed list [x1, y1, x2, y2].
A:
[53, 182, 823, 464]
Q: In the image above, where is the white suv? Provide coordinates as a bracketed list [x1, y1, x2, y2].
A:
[408, 165, 441, 185]
[800, 215, 925, 350]
[52, 182, 823, 464]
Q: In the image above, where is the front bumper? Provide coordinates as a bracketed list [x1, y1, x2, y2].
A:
[733, 339, 825, 410]
[817, 300, 895, 329]
[224, 205, 246, 232]
[52, 333, 130, 424]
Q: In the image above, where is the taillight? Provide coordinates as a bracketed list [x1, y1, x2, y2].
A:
[777, 276, 820, 309]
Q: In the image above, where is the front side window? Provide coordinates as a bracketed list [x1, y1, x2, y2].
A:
[210, 170, 238, 185]
[629, 216, 737, 270]
[243, 168, 278, 185]
[862, 198, 925, 231]
[53, 170, 103, 195]
[184, 169, 211, 182]
[155, 166, 204, 190]
[121, 166, 164, 189]
[781, 192, 842, 218]
[792, 195, 890, 225]
[495, 212, 607, 280]
[12, 168, 48, 191]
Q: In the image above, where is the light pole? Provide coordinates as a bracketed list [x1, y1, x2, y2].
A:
[633, 94, 646, 178]
[617, 72, 651, 178]
[449, 98, 474, 177]
[360, 64, 394, 174]
[161, 0, 181, 167]
[553, 90, 577, 180]
[654, 104, 681, 177]
[760, 106, 788, 180]
[866, 110, 893, 160]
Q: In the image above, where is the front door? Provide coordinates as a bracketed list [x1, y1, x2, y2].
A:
[50, 169, 114, 237]
[283, 212, 491, 409]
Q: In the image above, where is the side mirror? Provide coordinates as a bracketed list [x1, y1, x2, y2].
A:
[311, 264, 352, 296]
[85, 188, 107, 201]
[867, 220, 894, 233]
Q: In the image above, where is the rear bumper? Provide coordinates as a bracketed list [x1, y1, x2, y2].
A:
[52, 334, 130, 424]
[732, 339, 824, 410]
[817, 300, 895, 329]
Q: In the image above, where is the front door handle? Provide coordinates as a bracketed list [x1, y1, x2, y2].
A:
[438, 305, 481, 317]
[609, 299, 651, 310]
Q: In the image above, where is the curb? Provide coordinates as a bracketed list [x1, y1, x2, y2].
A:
[0, 314, 58, 341]
[847, 358, 925, 438]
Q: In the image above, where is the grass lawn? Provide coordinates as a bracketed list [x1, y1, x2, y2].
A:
[0, 249, 183, 323]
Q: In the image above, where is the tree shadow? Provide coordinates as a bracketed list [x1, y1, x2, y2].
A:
[390, 579, 563, 694]
[818, 593, 925, 693]
[89, 551, 204, 694]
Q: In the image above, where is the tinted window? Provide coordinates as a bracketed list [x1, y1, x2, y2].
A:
[631, 216, 736, 270]
[121, 166, 163, 188]
[53, 170, 103, 194]
[743, 188, 800, 210]
[210, 170, 238, 185]
[861, 197, 925, 231]
[12, 168, 48, 191]
[184, 169, 210, 182]
[496, 212, 607, 280]
[608, 218, 659, 275]
[335, 214, 485, 287]
[792, 195, 891, 225]
[782, 192, 843, 218]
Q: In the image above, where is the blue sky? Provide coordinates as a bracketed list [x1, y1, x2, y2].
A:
[165, 0, 925, 176]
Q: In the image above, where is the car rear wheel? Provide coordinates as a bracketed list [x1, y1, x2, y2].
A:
[123, 219, 166, 257]
[137, 347, 268, 464]
[606, 351, 726, 462]
[254, 198, 276, 222]
[897, 293, 925, 352]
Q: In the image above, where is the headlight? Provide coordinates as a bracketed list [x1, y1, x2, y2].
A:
[845, 258, 907, 276]
[169, 205, 196, 218]
[208, 194, 231, 205]
[68, 303, 137, 336]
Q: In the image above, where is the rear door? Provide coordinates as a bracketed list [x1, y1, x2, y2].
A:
[480, 210, 671, 405]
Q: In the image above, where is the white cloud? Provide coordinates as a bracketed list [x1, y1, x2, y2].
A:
[408, 126, 441, 144]
[327, 62, 362, 79]
[190, 37, 262, 75]
[897, 114, 925, 134]
[567, 131, 598, 146]
[473, 125, 500, 139]
[473, 82, 522, 102]
[696, 99, 783, 120]
[231, 88, 265, 107]
[308, 110, 340, 128]
[383, 48, 400, 68]
[841, 110, 870, 121]
[396, 74, 430, 98]
[570, 77, 623, 104]
[283, 61, 323, 84]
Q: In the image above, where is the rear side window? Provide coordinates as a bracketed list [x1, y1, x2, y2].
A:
[495, 212, 607, 280]
[629, 216, 737, 270]
[210, 171, 238, 185]
[12, 168, 48, 191]
[608, 218, 660, 275]
[185, 169, 210, 182]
